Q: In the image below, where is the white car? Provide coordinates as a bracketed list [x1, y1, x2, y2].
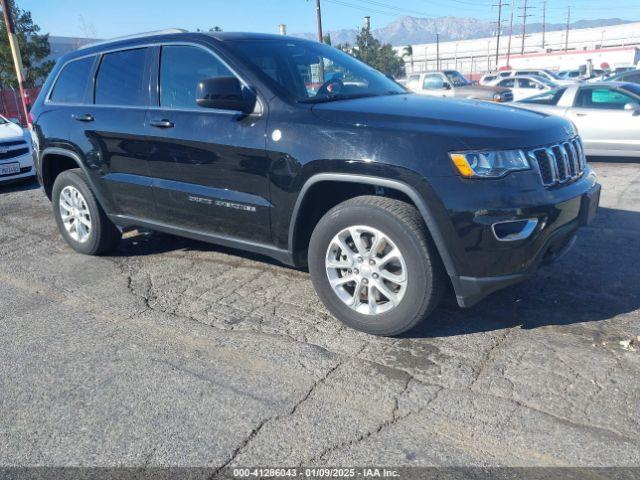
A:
[514, 82, 640, 157]
[492, 75, 557, 101]
[491, 69, 575, 86]
[0, 115, 36, 185]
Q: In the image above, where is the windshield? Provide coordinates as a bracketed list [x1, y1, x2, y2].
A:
[226, 39, 407, 103]
[521, 87, 567, 105]
[543, 69, 562, 80]
[444, 71, 471, 87]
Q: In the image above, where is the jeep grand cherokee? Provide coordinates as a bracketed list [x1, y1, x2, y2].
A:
[30, 30, 601, 336]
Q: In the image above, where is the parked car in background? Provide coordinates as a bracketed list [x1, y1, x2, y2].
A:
[492, 75, 557, 101]
[31, 30, 599, 335]
[557, 70, 582, 81]
[407, 70, 513, 102]
[600, 69, 640, 85]
[495, 69, 575, 86]
[515, 82, 640, 157]
[0, 114, 35, 185]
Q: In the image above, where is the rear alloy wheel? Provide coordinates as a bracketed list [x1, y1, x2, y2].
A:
[52, 169, 121, 255]
[309, 195, 445, 336]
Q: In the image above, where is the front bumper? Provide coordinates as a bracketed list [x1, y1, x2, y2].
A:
[0, 149, 36, 184]
[425, 167, 601, 307]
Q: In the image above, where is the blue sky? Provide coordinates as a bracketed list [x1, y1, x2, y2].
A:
[19, 0, 640, 39]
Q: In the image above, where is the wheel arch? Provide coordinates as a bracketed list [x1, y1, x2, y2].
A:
[287, 173, 458, 278]
[40, 147, 109, 211]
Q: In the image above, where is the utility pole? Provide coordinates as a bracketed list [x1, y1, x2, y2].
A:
[492, 0, 506, 67]
[364, 16, 371, 31]
[565, 6, 571, 51]
[435, 33, 440, 70]
[0, 0, 29, 125]
[506, 0, 516, 68]
[315, 0, 323, 42]
[518, 0, 533, 55]
[541, 1, 547, 50]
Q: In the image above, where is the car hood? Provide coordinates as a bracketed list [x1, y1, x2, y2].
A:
[0, 121, 24, 140]
[311, 93, 574, 150]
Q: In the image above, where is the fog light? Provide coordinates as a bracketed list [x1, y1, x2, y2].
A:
[492, 218, 538, 242]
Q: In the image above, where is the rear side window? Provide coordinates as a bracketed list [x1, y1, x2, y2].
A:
[575, 88, 636, 110]
[95, 48, 147, 106]
[422, 74, 444, 89]
[159, 45, 233, 109]
[49, 56, 95, 104]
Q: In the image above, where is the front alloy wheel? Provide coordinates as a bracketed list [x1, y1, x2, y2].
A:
[309, 195, 445, 336]
[325, 226, 407, 315]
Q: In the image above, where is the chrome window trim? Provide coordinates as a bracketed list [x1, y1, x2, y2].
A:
[44, 40, 264, 117]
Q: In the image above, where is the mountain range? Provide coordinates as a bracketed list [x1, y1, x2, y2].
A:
[293, 16, 635, 46]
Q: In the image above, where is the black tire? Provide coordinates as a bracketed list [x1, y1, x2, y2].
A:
[308, 195, 445, 336]
[52, 169, 121, 255]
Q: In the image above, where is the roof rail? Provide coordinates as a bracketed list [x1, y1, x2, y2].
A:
[78, 28, 188, 50]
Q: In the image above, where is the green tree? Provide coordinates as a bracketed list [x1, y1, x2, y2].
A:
[0, 0, 53, 88]
[351, 27, 404, 78]
[323, 33, 332, 45]
[402, 45, 414, 71]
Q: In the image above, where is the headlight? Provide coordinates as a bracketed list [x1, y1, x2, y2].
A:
[493, 92, 504, 102]
[449, 150, 530, 178]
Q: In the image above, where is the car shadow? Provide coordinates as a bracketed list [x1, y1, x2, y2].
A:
[113, 230, 298, 270]
[0, 177, 40, 193]
[111, 206, 639, 339]
[405, 205, 640, 338]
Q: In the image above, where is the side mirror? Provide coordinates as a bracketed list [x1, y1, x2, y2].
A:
[196, 76, 257, 114]
[443, 82, 452, 90]
[624, 102, 640, 114]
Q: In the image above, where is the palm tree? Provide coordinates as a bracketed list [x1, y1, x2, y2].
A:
[402, 45, 414, 74]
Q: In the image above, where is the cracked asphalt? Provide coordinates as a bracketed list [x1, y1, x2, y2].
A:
[0, 161, 639, 468]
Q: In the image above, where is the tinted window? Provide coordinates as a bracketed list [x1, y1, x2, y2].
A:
[500, 78, 515, 88]
[95, 48, 147, 106]
[623, 72, 640, 84]
[160, 45, 233, 109]
[50, 56, 95, 104]
[517, 78, 541, 89]
[521, 87, 567, 105]
[575, 88, 636, 110]
[423, 74, 444, 89]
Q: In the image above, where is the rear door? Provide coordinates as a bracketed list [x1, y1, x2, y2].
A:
[144, 44, 271, 243]
[567, 86, 640, 154]
[70, 47, 155, 220]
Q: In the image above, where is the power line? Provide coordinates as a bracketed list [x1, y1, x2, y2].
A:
[565, 5, 571, 51]
[492, 0, 507, 66]
[517, 0, 534, 55]
[541, 0, 546, 50]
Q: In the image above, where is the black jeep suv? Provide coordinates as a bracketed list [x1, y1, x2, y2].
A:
[30, 30, 601, 336]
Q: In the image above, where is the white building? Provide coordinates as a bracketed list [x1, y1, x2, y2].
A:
[397, 21, 640, 76]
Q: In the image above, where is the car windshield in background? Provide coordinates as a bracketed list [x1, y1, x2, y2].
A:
[521, 87, 567, 105]
[226, 39, 406, 103]
[445, 71, 471, 87]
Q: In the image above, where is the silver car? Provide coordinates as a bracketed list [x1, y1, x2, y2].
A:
[515, 82, 640, 157]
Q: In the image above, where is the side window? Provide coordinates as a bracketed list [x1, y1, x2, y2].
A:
[49, 56, 95, 104]
[575, 88, 636, 110]
[160, 45, 233, 109]
[625, 73, 640, 83]
[95, 48, 147, 106]
[517, 78, 536, 89]
[423, 74, 444, 90]
[500, 78, 515, 88]
[522, 87, 567, 105]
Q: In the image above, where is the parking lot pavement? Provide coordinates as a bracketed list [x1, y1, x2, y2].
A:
[0, 161, 639, 468]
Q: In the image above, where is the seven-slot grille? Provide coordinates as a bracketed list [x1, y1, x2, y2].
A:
[528, 137, 586, 188]
[0, 140, 29, 161]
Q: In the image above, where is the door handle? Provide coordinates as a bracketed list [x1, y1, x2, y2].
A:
[73, 114, 94, 122]
[150, 119, 174, 129]
[575, 113, 588, 117]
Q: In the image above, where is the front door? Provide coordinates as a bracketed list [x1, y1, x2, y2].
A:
[145, 44, 271, 243]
